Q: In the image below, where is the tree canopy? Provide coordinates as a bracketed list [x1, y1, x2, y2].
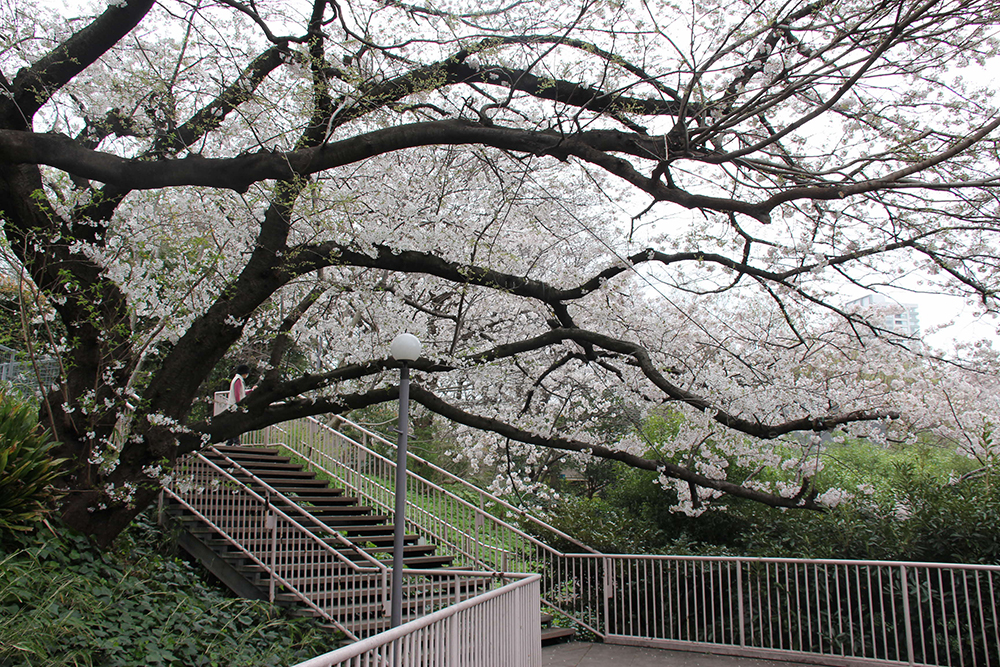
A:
[1, 0, 999, 544]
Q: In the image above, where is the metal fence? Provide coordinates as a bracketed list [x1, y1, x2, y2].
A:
[594, 554, 1000, 666]
[264, 414, 1000, 667]
[0, 344, 59, 394]
[269, 415, 605, 636]
[292, 575, 542, 667]
[162, 445, 519, 640]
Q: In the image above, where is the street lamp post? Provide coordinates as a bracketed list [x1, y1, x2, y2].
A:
[389, 333, 421, 629]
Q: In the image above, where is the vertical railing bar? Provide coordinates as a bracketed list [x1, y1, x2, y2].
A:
[834, 563, 843, 656]
[754, 562, 763, 649]
[628, 557, 636, 638]
[685, 560, 692, 642]
[813, 563, 822, 655]
[861, 565, 872, 659]
[643, 557, 651, 639]
[721, 562, 729, 645]
[967, 568, 982, 667]
[848, 564, 858, 658]
[918, 567, 931, 666]
[267, 493, 276, 603]
[696, 561, 704, 644]
[985, 570, 997, 667]
[602, 556, 612, 637]
[774, 562, 783, 650]
[736, 559, 745, 648]
[877, 566, 889, 661]
[659, 558, 667, 641]
[709, 561, 716, 645]
[766, 562, 774, 649]
[991, 571, 999, 667]
[954, 569, 967, 667]
[824, 564, 834, 658]
[703, 561, 711, 643]
[794, 561, 803, 652]
[939, 567, 952, 667]
[901, 564, 915, 667]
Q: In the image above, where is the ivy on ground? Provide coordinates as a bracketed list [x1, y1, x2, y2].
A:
[0, 512, 340, 667]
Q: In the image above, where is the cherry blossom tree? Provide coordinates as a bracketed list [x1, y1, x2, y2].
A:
[1, 0, 999, 545]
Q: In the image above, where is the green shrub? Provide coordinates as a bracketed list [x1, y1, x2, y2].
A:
[0, 388, 65, 534]
[541, 435, 1000, 564]
[0, 513, 339, 666]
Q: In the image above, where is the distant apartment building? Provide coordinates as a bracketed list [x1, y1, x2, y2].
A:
[845, 294, 921, 339]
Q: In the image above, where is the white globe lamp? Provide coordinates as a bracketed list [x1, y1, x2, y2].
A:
[390, 333, 422, 361]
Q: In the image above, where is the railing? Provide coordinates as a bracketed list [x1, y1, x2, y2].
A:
[260, 414, 1000, 667]
[588, 554, 1000, 666]
[268, 415, 606, 635]
[292, 574, 542, 667]
[163, 446, 513, 640]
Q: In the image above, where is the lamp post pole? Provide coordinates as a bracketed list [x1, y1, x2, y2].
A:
[389, 334, 421, 630]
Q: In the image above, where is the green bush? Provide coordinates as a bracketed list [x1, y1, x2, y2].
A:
[0, 388, 65, 534]
[0, 513, 339, 667]
[541, 435, 1000, 564]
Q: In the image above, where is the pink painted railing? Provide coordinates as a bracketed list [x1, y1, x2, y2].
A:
[162, 446, 519, 640]
[293, 574, 542, 667]
[264, 414, 1000, 667]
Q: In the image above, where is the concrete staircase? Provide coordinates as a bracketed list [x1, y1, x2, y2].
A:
[169, 442, 574, 644]
[168, 445, 457, 634]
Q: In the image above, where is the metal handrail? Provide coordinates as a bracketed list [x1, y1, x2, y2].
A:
[276, 421, 569, 560]
[266, 415, 608, 636]
[293, 573, 542, 667]
[321, 414, 600, 555]
[165, 447, 515, 640]
[163, 452, 383, 637]
[205, 446, 388, 570]
[560, 552, 1000, 570]
[263, 414, 1000, 665]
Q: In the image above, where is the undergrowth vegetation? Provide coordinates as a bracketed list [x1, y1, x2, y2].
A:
[0, 512, 339, 667]
[0, 388, 64, 533]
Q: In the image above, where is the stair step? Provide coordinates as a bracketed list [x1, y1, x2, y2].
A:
[180, 529, 434, 567]
[348, 533, 419, 547]
[231, 468, 319, 480]
[263, 482, 340, 493]
[295, 505, 377, 517]
[210, 460, 308, 472]
[209, 451, 293, 465]
[387, 555, 453, 568]
[306, 590, 469, 613]
[360, 544, 438, 558]
[325, 524, 396, 536]
[212, 444, 282, 453]
[211, 445, 286, 457]
[279, 492, 357, 505]
[540, 627, 576, 644]
[312, 513, 390, 526]
[170, 442, 467, 630]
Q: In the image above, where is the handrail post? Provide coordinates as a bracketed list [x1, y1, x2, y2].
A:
[602, 556, 611, 636]
[737, 561, 745, 647]
[900, 564, 915, 665]
[266, 494, 277, 603]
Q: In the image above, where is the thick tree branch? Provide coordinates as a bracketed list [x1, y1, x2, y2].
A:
[5, 0, 155, 127]
[407, 386, 827, 510]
